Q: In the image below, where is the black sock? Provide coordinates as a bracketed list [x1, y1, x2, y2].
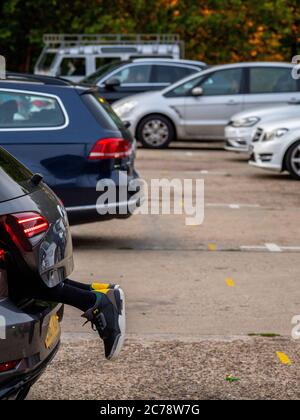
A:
[26, 282, 97, 312]
[64, 278, 91, 291]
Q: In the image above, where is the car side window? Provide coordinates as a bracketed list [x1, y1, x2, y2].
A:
[58, 57, 86, 77]
[165, 75, 205, 97]
[199, 68, 243, 96]
[111, 65, 152, 84]
[151, 65, 197, 84]
[249, 67, 298, 94]
[0, 91, 66, 129]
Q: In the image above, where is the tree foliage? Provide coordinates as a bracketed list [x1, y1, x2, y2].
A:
[0, 0, 299, 71]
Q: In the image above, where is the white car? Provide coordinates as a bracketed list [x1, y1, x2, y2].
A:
[249, 117, 300, 179]
[113, 62, 300, 149]
[225, 104, 300, 153]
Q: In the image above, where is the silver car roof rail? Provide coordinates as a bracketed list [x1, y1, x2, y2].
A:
[43, 34, 182, 47]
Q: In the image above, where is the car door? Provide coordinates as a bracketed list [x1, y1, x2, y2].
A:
[183, 67, 245, 139]
[100, 64, 153, 103]
[244, 66, 300, 110]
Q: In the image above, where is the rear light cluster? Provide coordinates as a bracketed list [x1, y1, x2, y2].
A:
[16, 213, 49, 239]
[0, 247, 8, 298]
[3, 212, 49, 251]
[88, 138, 132, 160]
[0, 360, 20, 373]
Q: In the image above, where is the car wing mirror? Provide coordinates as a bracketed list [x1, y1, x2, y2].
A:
[105, 78, 121, 90]
[123, 121, 131, 129]
[191, 87, 203, 97]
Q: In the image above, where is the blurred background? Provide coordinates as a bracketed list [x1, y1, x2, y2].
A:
[0, 0, 299, 72]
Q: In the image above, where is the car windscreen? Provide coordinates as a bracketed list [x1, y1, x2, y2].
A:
[80, 61, 125, 85]
[0, 147, 33, 203]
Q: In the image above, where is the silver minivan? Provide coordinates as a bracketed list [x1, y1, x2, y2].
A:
[112, 62, 300, 148]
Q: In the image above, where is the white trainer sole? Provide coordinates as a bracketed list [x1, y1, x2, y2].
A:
[107, 288, 126, 361]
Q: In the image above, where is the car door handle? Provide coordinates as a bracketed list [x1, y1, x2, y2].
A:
[226, 100, 239, 105]
[288, 98, 300, 104]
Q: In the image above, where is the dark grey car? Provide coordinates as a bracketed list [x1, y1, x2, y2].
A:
[0, 147, 73, 399]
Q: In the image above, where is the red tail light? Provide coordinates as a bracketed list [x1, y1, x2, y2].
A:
[4, 212, 49, 251]
[88, 138, 132, 160]
[0, 360, 20, 373]
[16, 213, 49, 238]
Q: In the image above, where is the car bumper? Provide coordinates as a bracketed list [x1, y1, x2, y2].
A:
[0, 342, 60, 400]
[66, 169, 144, 225]
[248, 141, 283, 172]
[0, 300, 63, 400]
[224, 126, 255, 153]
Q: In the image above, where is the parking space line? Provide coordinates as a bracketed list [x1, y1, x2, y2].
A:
[276, 352, 292, 366]
[240, 246, 267, 251]
[265, 243, 282, 253]
[206, 203, 261, 209]
[281, 246, 300, 251]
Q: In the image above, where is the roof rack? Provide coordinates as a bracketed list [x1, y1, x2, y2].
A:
[3, 72, 73, 86]
[43, 34, 182, 48]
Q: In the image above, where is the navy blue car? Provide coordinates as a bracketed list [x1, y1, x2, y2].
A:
[0, 73, 140, 225]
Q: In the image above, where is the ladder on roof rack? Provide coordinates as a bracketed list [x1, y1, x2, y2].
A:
[43, 33, 182, 47]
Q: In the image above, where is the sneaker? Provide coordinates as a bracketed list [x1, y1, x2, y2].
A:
[82, 288, 126, 360]
[90, 282, 119, 291]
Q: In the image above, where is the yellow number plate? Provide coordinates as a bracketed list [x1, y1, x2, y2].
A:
[45, 314, 60, 349]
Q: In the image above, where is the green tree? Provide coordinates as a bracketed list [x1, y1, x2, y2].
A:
[0, 0, 299, 71]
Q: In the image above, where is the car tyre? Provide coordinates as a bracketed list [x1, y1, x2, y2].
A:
[137, 114, 175, 149]
[285, 141, 300, 180]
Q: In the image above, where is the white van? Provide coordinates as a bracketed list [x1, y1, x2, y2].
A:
[34, 34, 184, 83]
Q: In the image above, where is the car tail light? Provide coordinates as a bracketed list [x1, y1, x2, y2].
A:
[15, 213, 49, 239]
[4, 212, 49, 251]
[0, 247, 8, 297]
[0, 360, 20, 373]
[88, 138, 132, 160]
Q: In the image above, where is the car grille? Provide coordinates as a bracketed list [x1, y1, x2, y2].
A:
[252, 128, 264, 143]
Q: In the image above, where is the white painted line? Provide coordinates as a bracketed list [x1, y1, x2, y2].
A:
[200, 170, 209, 174]
[241, 244, 300, 253]
[240, 246, 267, 251]
[206, 203, 261, 209]
[185, 152, 194, 157]
[281, 246, 300, 251]
[265, 243, 282, 252]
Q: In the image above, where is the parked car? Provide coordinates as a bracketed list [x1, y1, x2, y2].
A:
[35, 34, 185, 82]
[225, 104, 300, 153]
[112, 62, 300, 148]
[0, 146, 73, 399]
[249, 117, 300, 179]
[0, 73, 141, 225]
[80, 58, 207, 103]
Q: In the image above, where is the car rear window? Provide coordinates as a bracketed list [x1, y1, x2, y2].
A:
[0, 147, 32, 203]
[81, 93, 128, 135]
[0, 91, 66, 129]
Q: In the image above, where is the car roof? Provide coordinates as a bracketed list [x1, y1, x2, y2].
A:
[131, 58, 206, 67]
[2, 72, 74, 86]
[0, 72, 92, 95]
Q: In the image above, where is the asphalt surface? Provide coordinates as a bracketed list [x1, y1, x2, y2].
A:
[30, 141, 300, 400]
